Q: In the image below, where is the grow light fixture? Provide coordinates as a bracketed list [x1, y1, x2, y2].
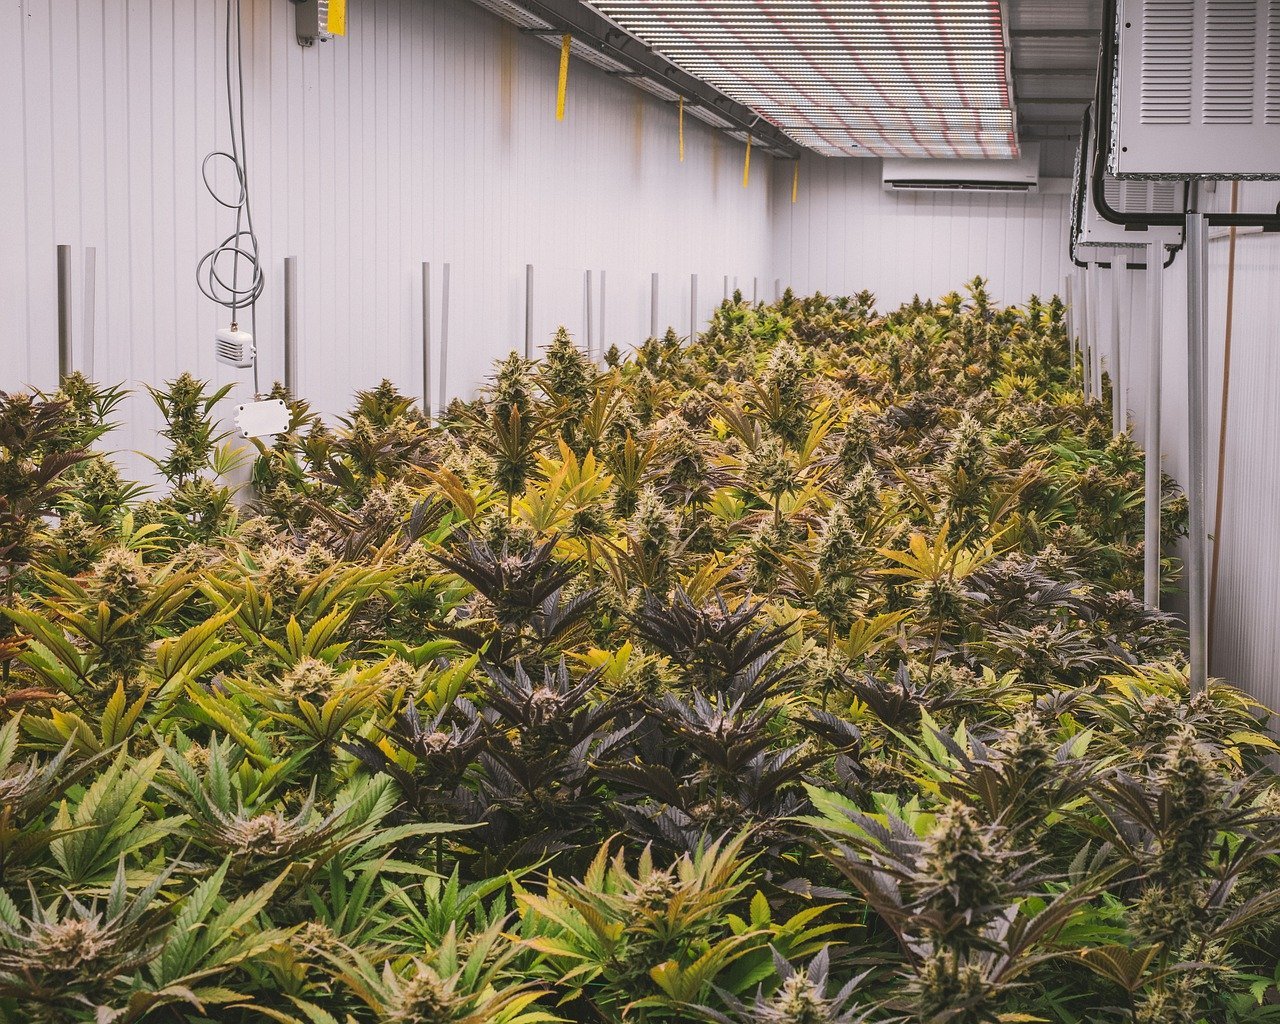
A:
[585, 1, 1019, 158]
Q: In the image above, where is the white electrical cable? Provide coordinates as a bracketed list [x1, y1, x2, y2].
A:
[197, 0, 263, 394]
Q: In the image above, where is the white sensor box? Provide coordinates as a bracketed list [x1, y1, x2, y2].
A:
[234, 399, 290, 440]
[215, 327, 255, 368]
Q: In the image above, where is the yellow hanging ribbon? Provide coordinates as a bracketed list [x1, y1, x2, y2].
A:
[742, 135, 752, 188]
[792, 161, 800, 204]
[557, 34, 571, 121]
[678, 97, 685, 162]
[327, 0, 347, 35]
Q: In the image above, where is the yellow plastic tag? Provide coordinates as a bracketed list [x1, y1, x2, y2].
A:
[743, 135, 752, 188]
[557, 34, 571, 121]
[327, 0, 346, 36]
[792, 160, 799, 204]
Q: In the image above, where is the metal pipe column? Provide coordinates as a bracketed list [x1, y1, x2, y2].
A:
[650, 273, 660, 338]
[525, 264, 534, 359]
[286, 257, 300, 395]
[689, 273, 698, 340]
[420, 262, 432, 416]
[1186, 210, 1210, 695]
[56, 245, 72, 380]
[585, 270, 594, 360]
[82, 248, 96, 381]
[1110, 250, 1124, 435]
[1079, 270, 1092, 402]
[439, 264, 451, 413]
[1144, 240, 1164, 609]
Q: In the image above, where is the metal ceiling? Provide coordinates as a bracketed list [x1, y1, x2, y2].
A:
[583, 1, 1019, 159]
[1005, 0, 1102, 145]
[462, 0, 1106, 163]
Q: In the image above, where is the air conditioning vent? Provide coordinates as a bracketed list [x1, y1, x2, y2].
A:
[1115, 0, 1280, 176]
[882, 146, 1039, 194]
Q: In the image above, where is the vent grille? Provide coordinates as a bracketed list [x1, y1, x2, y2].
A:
[1141, 0, 1195, 124]
[1205, 0, 1257, 124]
[1268, 0, 1280, 122]
[1103, 176, 1181, 214]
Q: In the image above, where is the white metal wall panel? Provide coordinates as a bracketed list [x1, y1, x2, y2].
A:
[1, 0, 774, 474]
[769, 154, 1073, 307]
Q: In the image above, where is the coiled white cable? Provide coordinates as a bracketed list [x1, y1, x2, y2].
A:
[196, 0, 262, 393]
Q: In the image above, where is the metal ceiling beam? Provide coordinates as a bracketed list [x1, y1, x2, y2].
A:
[507, 0, 803, 158]
[1009, 28, 1100, 39]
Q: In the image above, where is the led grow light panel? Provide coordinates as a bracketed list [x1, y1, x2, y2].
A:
[586, 1, 1018, 159]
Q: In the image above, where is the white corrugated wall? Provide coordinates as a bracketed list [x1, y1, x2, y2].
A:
[1, 0, 774, 474]
[769, 154, 1072, 309]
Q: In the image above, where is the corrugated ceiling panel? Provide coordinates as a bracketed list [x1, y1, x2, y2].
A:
[586, 0, 1018, 158]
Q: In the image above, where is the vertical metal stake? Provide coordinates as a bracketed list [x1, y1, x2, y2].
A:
[723, 274, 729, 302]
[56, 245, 72, 381]
[420, 262, 432, 417]
[285, 256, 300, 395]
[752, 277, 758, 304]
[1064, 273, 1075, 375]
[650, 272, 659, 339]
[1091, 264, 1104, 399]
[1144, 241, 1164, 609]
[689, 273, 698, 339]
[585, 270, 594, 360]
[439, 263, 451, 414]
[775, 277, 781, 301]
[1110, 250, 1123, 435]
[1186, 210, 1209, 695]
[82, 247, 96, 380]
[1079, 270, 1092, 402]
[599, 270, 607, 362]
[525, 264, 534, 359]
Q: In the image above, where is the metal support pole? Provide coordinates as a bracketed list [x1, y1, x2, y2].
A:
[82, 247, 96, 380]
[723, 274, 729, 302]
[525, 264, 534, 359]
[439, 263, 451, 414]
[56, 245, 72, 381]
[420, 262, 432, 417]
[1065, 273, 1075, 378]
[1144, 241, 1164, 609]
[599, 270, 607, 361]
[585, 270, 594, 360]
[1079, 270, 1092, 402]
[689, 273, 698, 339]
[650, 272, 659, 338]
[285, 257, 300, 395]
[775, 277, 781, 301]
[1186, 209, 1209, 696]
[1091, 265, 1104, 399]
[752, 277, 758, 304]
[1110, 250, 1124, 435]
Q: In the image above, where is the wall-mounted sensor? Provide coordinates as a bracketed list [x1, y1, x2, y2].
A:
[235, 398, 290, 440]
[295, 0, 347, 46]
[215, 327, 255, 368]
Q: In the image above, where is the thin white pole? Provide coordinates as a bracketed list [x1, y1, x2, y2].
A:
[1079, 269, 1092, 402]
[439, 263, 451, 414]
[650, 272, 659, 339]
[525, 264, 534, 359]
[286, 256, 300, 395]
[1065, 273, 1075, 378]
[1110, 249, 1124, 435]
[1186, 208, 1209, 695]
[599, 270, 607, 362]
[421, 262, 431, 416]
[689, 273, 698, 339]
[585, 269, 594, 360]
[82, 247, 96, 380]
[1143, 241, 1164, 609]
[56, 245, 72, 381]
[723, 274, 729, 301]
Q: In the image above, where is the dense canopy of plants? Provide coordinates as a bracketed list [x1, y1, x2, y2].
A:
[1, 278, 1278, 1024]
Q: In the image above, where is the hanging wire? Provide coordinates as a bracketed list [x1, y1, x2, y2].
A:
[196, 0, 263, 393]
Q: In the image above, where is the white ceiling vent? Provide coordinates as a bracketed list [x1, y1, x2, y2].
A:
[1113, 0, 1280, 177]
[882, 145, 1040, 194]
